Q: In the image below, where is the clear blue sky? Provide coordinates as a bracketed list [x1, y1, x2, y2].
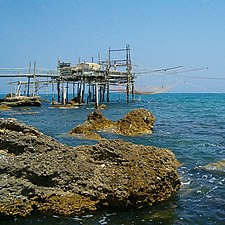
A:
[1, 0, 225, 93]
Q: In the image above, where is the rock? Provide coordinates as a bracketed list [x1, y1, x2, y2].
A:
[50, 104, 79, 109]
[70, 108, 155, 139]
[97, 104, 107, 110]
[69, 96, 83, 104]
[0, 105, 11, 111]
[199, 160, 225, 173]
[86, 110, 115, 130]
[0, 118, 180, 217]
[69, 111, 115, 140]
[116, 108, 155, 135]
[0, 96, 41, 107]
[36, 193, 98, 216]
[17, 107, 32, 111]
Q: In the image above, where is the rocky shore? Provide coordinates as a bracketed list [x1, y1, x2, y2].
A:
[0, 96, 41, 107]
[70, 108, 156, 140]
[0, 118, 180, 217]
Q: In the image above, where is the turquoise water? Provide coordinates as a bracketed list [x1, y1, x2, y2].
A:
[1, 93, 225, 224]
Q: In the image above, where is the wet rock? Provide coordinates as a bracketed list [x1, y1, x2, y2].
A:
[0, 96, 41, 107]
[97, 104, 107, 110]
[0, 105, 11, 111]
[199, 160, 225, 173]
[0, 118, 180, 217]
[36, 193, 98, 216]
[70, 108, 155, 139]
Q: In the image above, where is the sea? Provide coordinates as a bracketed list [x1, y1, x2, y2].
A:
[1, 93, 225, 225]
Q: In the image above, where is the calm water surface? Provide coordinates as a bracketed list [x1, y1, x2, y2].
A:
[1, 93, 225, 225]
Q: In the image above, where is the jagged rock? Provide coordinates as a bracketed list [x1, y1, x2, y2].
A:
[0, 96, 41, 107]
[0, 118, 180, 217]
[70, 108, 155, 139]
[69, 111, 115, 140]
[116, 108, 155, 135]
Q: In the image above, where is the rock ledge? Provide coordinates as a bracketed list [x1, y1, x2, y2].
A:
[0, 118, 180, 217]
[70, 108, 155, 140]
[0, 96, 41, 107]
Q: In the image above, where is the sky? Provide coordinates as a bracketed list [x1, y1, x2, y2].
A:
[1, 0, 225, 93]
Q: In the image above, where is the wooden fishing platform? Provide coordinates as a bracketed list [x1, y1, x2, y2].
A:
[0, 45, 135, 107]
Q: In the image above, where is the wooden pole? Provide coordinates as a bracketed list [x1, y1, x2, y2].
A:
[126, 45, 131, 103]
[131, 81, 134, 102]
[99, 86, 102, 102]
[45, 77, 49, 101]
[32, 61, 36, 97]
[106, 83, 109, 102]
[92, 84, 96, 102]
[57, 81, 60, 103]
[108, 47, 111, 71]
[88, 82, 91, 104]
[27, 77, 30, 97]
[77, 82, 80, 98]
[81, 81, 85, 103]
[79, 81, 83, 104]
[10, 79, 12, 97]
[66, 81, 69, 104]
[27, 62, 31, 97]
[126, 83, 129, 103]
[72, 82, 75, 99]
[61, 79, 64, 104]
[95, 82, 99, 108]
[102, 85, 105, 102]
[51, 81, 55, 105]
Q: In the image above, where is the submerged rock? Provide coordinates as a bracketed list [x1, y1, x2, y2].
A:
[0, 105, 11, 111]
[200, 160, 225, 173]
[97, 104, 107, 110]
[0, 118, 180, 217]
[70, 108, 155, 139]
[0, 96, 41, 107]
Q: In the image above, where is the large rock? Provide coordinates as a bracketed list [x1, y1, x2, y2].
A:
[0, 118, 180, 217]
[70, 108, 155, 139]
[116, 108, 155, 135]
[0, 96, 41, 107]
